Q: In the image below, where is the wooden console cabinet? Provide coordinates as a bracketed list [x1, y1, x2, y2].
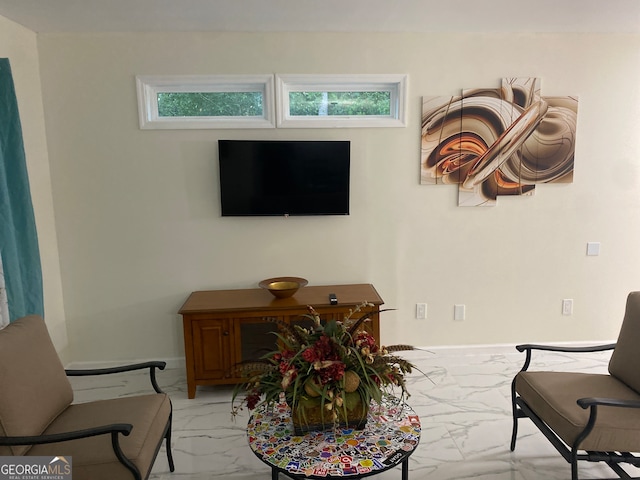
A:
[179, 283, 383, 399]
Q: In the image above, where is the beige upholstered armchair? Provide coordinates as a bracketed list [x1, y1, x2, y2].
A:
[0, 315, 174, 480]
[510, 292, 640, 480]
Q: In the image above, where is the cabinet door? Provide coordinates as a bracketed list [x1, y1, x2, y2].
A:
[193, 318, 233, 380]
[235, 316, 283, 364]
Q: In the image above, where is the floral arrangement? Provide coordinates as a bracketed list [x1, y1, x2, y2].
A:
[231, 302, 417, 430]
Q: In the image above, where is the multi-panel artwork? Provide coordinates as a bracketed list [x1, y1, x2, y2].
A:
[421, 78, 578, 206]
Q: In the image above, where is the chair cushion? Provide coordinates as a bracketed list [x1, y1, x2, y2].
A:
[609, 291, 640, 393]
[0, 315, 73, 456]
[516, 371, 640, 452]
[28, 393, 171, 480]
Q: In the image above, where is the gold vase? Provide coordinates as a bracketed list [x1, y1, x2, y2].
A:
[290, 392, 368, 435]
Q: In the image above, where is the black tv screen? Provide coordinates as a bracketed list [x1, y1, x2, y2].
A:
[218, 140, 350, 216]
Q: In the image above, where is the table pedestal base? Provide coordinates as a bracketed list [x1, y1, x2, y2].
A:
[248, 397, 420, 480]
[272, 456, 410, 480]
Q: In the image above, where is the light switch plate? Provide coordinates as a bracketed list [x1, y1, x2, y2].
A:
[586, 242, 600, 256]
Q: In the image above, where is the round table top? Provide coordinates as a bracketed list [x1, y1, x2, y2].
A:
[247, 396, 421, 478]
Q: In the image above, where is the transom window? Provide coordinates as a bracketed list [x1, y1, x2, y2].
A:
[276, 74, 407, 128]
[288, 91, 392, 116]
[136, 75, 275, 129]
[157, 92, 264, 118]
[136, 74, 407, 129]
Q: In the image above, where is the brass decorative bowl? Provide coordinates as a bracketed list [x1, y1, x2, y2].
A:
[259, 277, 308, 299]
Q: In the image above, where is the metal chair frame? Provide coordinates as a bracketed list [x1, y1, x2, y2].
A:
[0, 361, 175, 480]
[510, 343, 640, 480]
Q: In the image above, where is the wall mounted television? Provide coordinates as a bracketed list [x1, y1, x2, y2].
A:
[218, 140, 350, 216]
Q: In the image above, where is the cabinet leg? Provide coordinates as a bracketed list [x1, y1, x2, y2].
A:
[188, 383, 196, 399]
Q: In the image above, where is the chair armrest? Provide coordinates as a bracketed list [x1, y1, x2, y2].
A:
[577, 397, 640, 409]
[515, 343, 615, 372]
[516, 343, 616, 353]
[0, 424, 132, 446]
[571, 396, 640, 450]
[66, 361, 166, 393]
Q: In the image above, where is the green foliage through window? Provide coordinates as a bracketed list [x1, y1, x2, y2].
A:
[157, 92, 264, 117]
[289, 91, 392, 116]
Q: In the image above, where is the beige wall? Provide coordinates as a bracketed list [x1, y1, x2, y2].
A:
[0, 16, 68, 360]
[29, 31, 640, 362]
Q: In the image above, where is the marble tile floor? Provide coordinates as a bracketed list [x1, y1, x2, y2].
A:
[69, 345, 640, 480]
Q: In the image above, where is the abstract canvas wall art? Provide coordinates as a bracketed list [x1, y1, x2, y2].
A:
[421, 78, 578, 206]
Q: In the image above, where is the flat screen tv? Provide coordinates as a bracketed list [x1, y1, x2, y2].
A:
[218, 140, 350, 216]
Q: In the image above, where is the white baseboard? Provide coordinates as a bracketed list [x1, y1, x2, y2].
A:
[416, 339, 615, 354]
[64, 339, 615, 370]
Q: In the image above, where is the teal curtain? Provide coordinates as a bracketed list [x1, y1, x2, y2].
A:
[0, 58, 44, 322]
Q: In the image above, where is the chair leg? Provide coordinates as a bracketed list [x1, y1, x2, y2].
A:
[166, 411, 175, 472]
[510, 379, 519, 451]
[570, 447, 580, 480]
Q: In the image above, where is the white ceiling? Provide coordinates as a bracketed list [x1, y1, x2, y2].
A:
[0, 0, 639, 34]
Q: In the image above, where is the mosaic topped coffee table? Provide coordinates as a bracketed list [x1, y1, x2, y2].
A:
[247, 396, 421, 479]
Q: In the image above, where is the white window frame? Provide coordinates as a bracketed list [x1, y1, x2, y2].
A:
[136, 74, 275, 129]
[276, 74, 408, 128]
